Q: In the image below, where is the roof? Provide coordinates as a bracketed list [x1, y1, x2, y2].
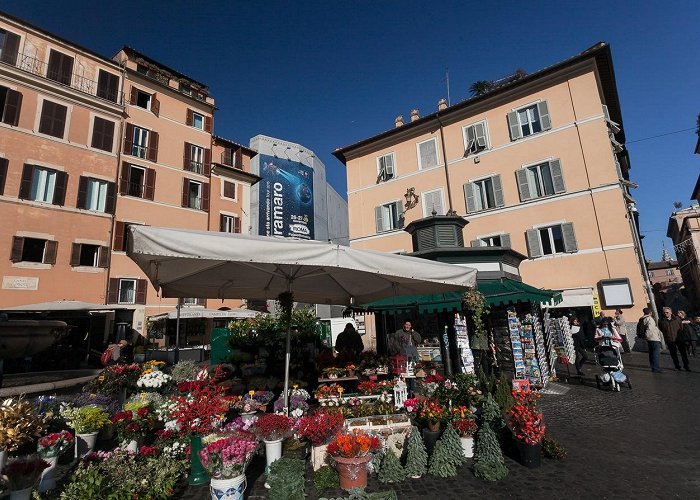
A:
[646, 260, 679, 270]
[333, 42, 625, 162]
[119, 46, 209, 90]
[213, 135, 258, 156]
[692, 174, 700, 201]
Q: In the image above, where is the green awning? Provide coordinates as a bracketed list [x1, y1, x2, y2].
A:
[361, 279, 561, 314]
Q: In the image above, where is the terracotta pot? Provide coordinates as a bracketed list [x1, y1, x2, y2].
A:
[427, 420, 440, 433]
[347, 370, 355, 377]
[333, 454, 372, 490]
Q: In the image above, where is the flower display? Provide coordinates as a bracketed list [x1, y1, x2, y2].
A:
[169, 377, 231, 436]
[505, 391, 545, 445]
[38, 430, 74, 458]
[326, 430, 380, 458]
[252, 413, 293, 441]
[198, 431, 258, 480]
[450, 405, 474, 420]
[314, 384, 344, 399]
[231, 395, 262, 414]
[403, 397, 420, 414]
[243, 390, 275, 406]
[112, 403, 155, 441]
[84, 363, 141, 394]
[0, 397, 46, 451]
[288, 386, 311, 400]
[4, 455, 50, 491]
[136, 371, 172, 390]
[452, 419, 478, 437]
[273, 395, 310, 417]
[72, 393, 120, 416]
[297, 409, 344, 446]
[357, 380, 395, 396]
[59, 404, 110, 434]
[416, 398, 446, 424]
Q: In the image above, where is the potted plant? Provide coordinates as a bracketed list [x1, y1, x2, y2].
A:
[231, 395, 262, 422]
[244, 390, 275, 412]
[59, 404, 110, 458]
[136, 370, 173, 392]
[4, 455, 49, 500]
[252, 413, 293, 472]
[37, 430, 73, 492]
[112, 402, 155, 452]
[297, 409, 344, 470]
[452, 418, 478, 458]
[505, 391, 545, 468]
[0, 397, 45, 471]
[199, 431, 258, 500]
[323, 367, 346, 379]
[84, 363, 142, 402]
[327, 430, 380, 490]
[345, 363, 357, 377]
[417, 399, 445, 432]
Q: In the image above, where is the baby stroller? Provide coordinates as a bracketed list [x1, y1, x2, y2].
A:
[594, 341, 632, 391]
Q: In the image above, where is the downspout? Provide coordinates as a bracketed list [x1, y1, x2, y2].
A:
[435, 113, 454, 213]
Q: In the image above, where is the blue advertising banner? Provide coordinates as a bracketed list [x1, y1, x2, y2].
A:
[258, 154, 314, 239]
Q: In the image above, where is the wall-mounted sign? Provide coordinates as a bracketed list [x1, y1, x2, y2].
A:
[599, 278, 634, 307]
[2, 276, 39, 290]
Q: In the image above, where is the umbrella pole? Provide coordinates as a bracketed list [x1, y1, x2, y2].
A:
[282, 285, 293, 415]
[175, 298, 182, 364]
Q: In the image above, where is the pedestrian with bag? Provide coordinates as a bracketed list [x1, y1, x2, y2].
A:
[638, 308, 663, 373]
[658, 307, 690, 372]
[676, 310, 695, 358]
[614, 309, 631, 353]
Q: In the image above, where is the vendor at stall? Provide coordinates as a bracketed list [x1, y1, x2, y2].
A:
[388, 320, 422, 359]
[334, 323, 364, 360]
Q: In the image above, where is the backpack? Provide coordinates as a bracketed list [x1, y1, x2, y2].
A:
[101, 346, 115, 366]
[636, 318, 645, 338]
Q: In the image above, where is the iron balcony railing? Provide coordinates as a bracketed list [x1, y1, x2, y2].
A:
[185, 160, 204, 175]
[188, 196, 202, 210]
[127, 181, 144, 198]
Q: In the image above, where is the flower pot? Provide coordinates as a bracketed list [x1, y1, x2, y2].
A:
[39, 456, 59, 493]
[460, 436, 474, 458]
[515, 439, 542, 468]
[9, 488, 33, 500]
[422, 428, 440, 456]
[427, 420, 440, 433]
[310, 444, 328, 471]
[124, 438, 141, 453]
[189, 434, 209, 485]
[347, 370, 355, 377]
[75, 431, 99, 458]
[333, 454, 372, 490]
[210, 475, 246, 500]
[117, 388, 127, 406]
[264, 438, 283, 472]
[240, 411, 257, 423]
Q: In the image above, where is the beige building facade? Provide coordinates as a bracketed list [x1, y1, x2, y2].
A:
[667, 206, 700, 312]
[335, 43, 649, 319]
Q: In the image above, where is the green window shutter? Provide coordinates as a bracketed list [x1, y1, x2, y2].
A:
[500, 233, 512, 248]
[394, 201, 404, 229]
[516, 168, 532, 202]
[507, 111, 522, 140]
[464, 182, 476, 213]
[465, 125, 476, 154]
[375, 206, 384, 233]
[550, 159, 566, 194]
[526, 229, 542, 258]
[537, 101, 551, 131]
[561, 223, 578, 252]
[492, 175, 504, 207]
[474, 122, 487, 150]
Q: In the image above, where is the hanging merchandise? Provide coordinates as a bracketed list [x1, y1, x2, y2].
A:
[525, 313, 550, 387]
[454, 314, 475, 374]
[507, 309, 526, 380]
[546, 316, 575, 366]
[542, 310, 558, 378]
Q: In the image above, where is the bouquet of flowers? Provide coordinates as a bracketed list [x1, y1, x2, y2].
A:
[505, 391, 545, 445]
[450, 405, 474, 421]
[357, 380, 377, 395]
[297, 409, 344, 446]
[403, 397, 420, 415]
[314, 384, 344, 399]
[417, 398, 446, 425]
[452, 418, 478, 437]
[199, 431, 258, 480]
[323, 367, 346, 378]
[326, 430, 380, 458]
[112, 403, 155, 441]
[169, 378, 231, 436]
[153, 429, 189, 459]
[33, 395, 63, 430]
[136, 371, 172, 390]
[59, 404, 111, 434]
[84, 363, 141, 394]
[273, 395, 310, 418]
[231, 395, 262, 414]
[4, 455, 49, 491]
[243, 390, 275, 406]
[288, 386, 310, 400]
[0, 397, 46, 451]
[143, 360, 166, 371]
[252, 413, 293, 442]
[38, 430, 74, 458]
[72, 393, 120, 416]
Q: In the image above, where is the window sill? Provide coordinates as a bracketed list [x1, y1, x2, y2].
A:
[467, 205, 504, 216]
[71, 266, 104, 273]
[376, 228, 403, 235]
[530, 251, 578, 260]
[12, 262, 52, 269]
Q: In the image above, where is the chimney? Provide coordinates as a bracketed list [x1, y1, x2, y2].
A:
[395, 115, 404, 128]
[438, 98, 447, 111]
[410, 109, 420, 122]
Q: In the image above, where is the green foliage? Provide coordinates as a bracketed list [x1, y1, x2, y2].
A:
[314, 465, 340, 490]
[542, 435, 567, 460]
[169, 360, 201, 383]
[493, 375, 515, 413]
[481, 394, 501, 424]
[462, 291, 489, 349]
[428, 424, 466, 478]
[268, 458, 306, 500]
[378, 450, 405, 483]
[469, 80, 494, 97]
[320, 488, 398, 500]
[404, 426, 428, 478]
[472, 423, 508, 481]
[60, 463, 116, 500]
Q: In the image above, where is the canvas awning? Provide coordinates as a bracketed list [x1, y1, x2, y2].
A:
[544, 287, 594, 309]
[1, 300, 121, 312]
[148, 308, 262, 321]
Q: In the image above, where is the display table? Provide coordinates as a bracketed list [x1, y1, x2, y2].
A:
[317, 376, 359, 383]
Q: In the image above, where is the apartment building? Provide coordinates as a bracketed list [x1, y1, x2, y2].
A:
[0, 13, 124, 307]
[667, 206, 700, 312]
[334, 43, 650, 319]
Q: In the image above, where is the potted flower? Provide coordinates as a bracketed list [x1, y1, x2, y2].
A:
[323, 367, 346, 379]
[252, 413, 293, 472]
[327, 430, 380, 490]
[112, 402, 155, 452]
[452, 418, 478, 458]
[59, 403, 110, 458]
[505, 391, 545, 468]
[84, 363, 142, 402]
[232, 395, 262, 422]
[417, 398, 445, 432]
[4, 455, 49, 500]
[136, 370, 173, 392]
[199, 431, 258, 499]
[244, 390, 275, 412]
[0, 397, 45, 471]
[37, 430, 73, 492]
[297, 409, 344, 470]
[345, 363, 357, 377]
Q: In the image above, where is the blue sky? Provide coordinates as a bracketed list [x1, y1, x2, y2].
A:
[4, 0, 698, 260]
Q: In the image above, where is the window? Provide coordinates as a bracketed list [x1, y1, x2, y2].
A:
[136, 64, 148, 75]
[96, 70, 119, 103]
[132, 126, 149, 159]
[186, 109, 209, 130]
[376, 153, 395, 182]
[375, 201, 403, 233]
[38, 100, 67, 138]
[0, 29, 21, 66]
[464, 175, 504, 213]
[19, 165, 67, 205]
[180, 83, 192, 96]
[0, 158, 7, 196]
[30, 167, 56, 202]
[526, 223, 578, 258]
[91, 117, 115, 152]
[192, 112, 204, 130]
[118, 279, 136, 304]
[182, 297, 198, 305]
[471, 234, 511, 248]
[108, 278, 146, 305]
[507, 101, 551, 140]
[46, 49, 74, 86]
[70, 243, 108, 268]
[85, 178, 107, 212]
[10, 237, 57, 264]
[422, 189, 444, 217]
[187, 181, 202, 209]
[666, 269, 674, 276]
[222, 181, 236, 200]
[113, 222, 141, 251]
[123, 124, 158, 162]
[127, 165, 146, 198]
[516, 159, 565, 202]
[0, 85, 22, 125]
[220, 214, 241, 233]
[119, 162, 155, 200]
[189, 145, 204, 174]
[417, 138, 439, 170]
[135, 90, 151, 110]
[463, 121, 488, 155]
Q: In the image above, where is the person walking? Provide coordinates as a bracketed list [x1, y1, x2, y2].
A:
[676, 310, 695, 358]
[639, 308, 663, 373]
[658, 307, 690, 372]
[571, 317, 587, 375]
[613, 309, 631, 353]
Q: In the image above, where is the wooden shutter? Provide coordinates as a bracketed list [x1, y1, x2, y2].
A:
[119, 162, 130, 195]
[492, 175, 504, 207]
[219, 214, 226, 232]
[423, 190, 443, 216]
[47, 50, 73, 85]
[92, 117, 115, 152]
[186, 109, 193, 126]
[135, 279, 147, 304]
[44, 240, 58, 264]
[76, 176, 88, 209]
[19, 164, 33, 199]
[0, 158, 7, 195]
[464, 182, 476, 213]
[205, 115, 212, 133]
[144, 168, 156, 200]
[537, 101, 551, 131]
[10, 236, 24, 262]
[525, 229, 542, 258]
[196, 298, 207, 306]
[107, 278, 119, 303]
[52, 103, 67, 138]
[70, 243, 81, 267]
[234, 217, 241, 233]
[105, 182, 116, 214]
[39, 101, 67, 138]
[474, 122, 487, 150]
[183, 142, 192, 170]
[235, 148, 243, 169]
[465, 125, 476, 154]
[147, 131, 159, 163]
[3, 89, 22, 126]
[98, 246, 110, 268]
[375, 206, 384, 233]
[561, 223, 578, 253]
[201, 182, 210, 211]
[113, 221, 125, 251]
[0, 32, 20, 65]
[52, 171, 68, 206]
[223, 181, 236, 199]
[203, 148, 211, 176]
[507, 111, 522, 141]
[393, 200, 404, 229]
[151, 94, 160, 116]
[97, 70, 119, 102]
[129, 86, 138, 105]
[549, 159, 566, 194]
[516, 169, 532, 202]
[181, 178, 190, 207]
[500, 234, 512, 248]
[123, 123, 134, 155]
[418, 140, 437, 169]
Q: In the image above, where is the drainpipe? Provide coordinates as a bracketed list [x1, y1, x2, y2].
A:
[435, 114, 454, 213]
[627, 202, 659, 321]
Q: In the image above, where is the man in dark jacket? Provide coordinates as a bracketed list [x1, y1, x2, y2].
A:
[658, 307, 690, 371]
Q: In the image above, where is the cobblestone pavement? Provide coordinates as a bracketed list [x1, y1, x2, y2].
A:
[175, 350, 700, 499]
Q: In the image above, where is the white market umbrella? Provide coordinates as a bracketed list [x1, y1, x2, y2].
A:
[127, 226, 476, 408]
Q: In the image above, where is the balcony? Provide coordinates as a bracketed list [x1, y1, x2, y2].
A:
[128, 182, 144, 198]
[0, 52, 124, 105]
[185, 160, 204, 175]
[187, 196, 202, 210]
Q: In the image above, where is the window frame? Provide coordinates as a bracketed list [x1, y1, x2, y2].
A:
[38, 99, 68, 139]
[132, 126, 149, 159]
[127, 165, 147, 198]
[464, 174, 504, 214]
[516, 104, 542, 137]
[538, 225, 565, 256]
[220, 214, 239, 233]
[191, 111, 204, 130]
[135, 89, 152, 111]
[221, 180, 237, 201]
[85, 178, 108, 212]
[29, 166, 57, 203]
[118, 278, 137, 304]
[376, 152, 396, 182]
[187, 180, 203, 210]
[416, 137, 439, 170]
[190, 144, 204, 174]
[90, 115, 116, 153]
[421, 188, 444, 217]
[525, 162, 555, 198]
[375, 200, 403, 233]
[462, 120, 489, 156]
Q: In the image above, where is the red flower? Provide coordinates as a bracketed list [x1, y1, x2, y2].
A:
[298, 409, 344, 446]
[139, 445, 157, 457]
[252, 414, 293, 441]
[505, 391, 545, 445]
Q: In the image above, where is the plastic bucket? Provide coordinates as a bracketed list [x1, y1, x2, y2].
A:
[210, 475, 246, 500]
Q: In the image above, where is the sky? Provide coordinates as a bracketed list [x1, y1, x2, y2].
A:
[3, 0, 699, 260]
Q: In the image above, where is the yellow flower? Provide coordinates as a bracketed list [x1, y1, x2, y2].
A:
[98, 376, 105, 381]
[248, 390, 255, 397]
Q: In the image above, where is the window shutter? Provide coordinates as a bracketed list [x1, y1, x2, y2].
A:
[205, 115, 212, 133]
[234, 217, 241, 233]
[537, 101, 551, 131]
[196, 298, 207, 306]
[10, 236, 24, 262]
[203, 148, 211, 176]
[235, 148, 243, 169]
[507, 111, 522, 140]
[470, 239, 485, 248]
[151, 94, 160, 116]
[526, 229, 542, 258]
[394, 201, 404, 229]
[602, 104, 610, 121]
[375, 206, 384, 233]
[135, 279, 147, 304]
[113, 221, 125, 251]
[0, 158, 7, 195]
[147, 131, 159, 163]
[123, 123, 134, 155]
[107, 278, 119, 304]
[48, 50, 73, 85]
[0, 32, 20, 65]
[105, 182, 116, 214]
[91, 117, 114, 152]
[549, 159, 566, 194]
[500, 233, 512, 248]
[418, 140, 437, 169]
[182, 178, 189, 207]
[70, 243, 81, 267]
[516, 168, 532, 202]
[465, 125, 476, 154]
[561, 223, 578, 253]
[144, 168, 156, 200]
[464, 182, 476, 213]
[223, 181, 236, 199]
[201, 182, 210, 211]
[52, 171, 68, 206]
[219, 214, 226, 232]
[98, 246, 110, 268]
[474, 122, 487, 149]
[186, 109, 193, 126]
[52, 103, 67, 138]
[183, 142, 192, 170]
[97, 70, 119, 102]
[492, 175, 504, 207]
[384, 155, 395, 177]
[76, 176, 88, 209]
[3, 89, 22, 126]
[44, 240, 58, 264]
[119, 162, 130, 195]
[19, 164, 34, 199]
[129, 86, 138, 105]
